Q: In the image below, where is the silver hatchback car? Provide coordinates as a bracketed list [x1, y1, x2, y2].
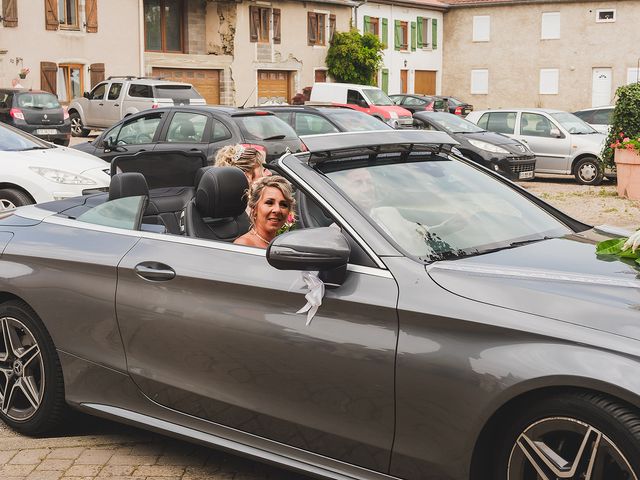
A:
[466, 108, 610, 185]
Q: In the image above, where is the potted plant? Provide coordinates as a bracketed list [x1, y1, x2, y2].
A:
[18, 67, 30, 79]
[610, 134, 640, 199]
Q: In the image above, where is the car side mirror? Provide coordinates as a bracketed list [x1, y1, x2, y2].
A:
[267, 227, 351, 286]
[104, 135, 118, 150]
[83, 92, 90, 99]
[550, 127, 563, 138]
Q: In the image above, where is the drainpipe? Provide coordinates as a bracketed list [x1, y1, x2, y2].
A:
[138, 0, 145, 76]
[353, 0, 367, 31]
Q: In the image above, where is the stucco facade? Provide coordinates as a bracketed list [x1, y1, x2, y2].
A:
[0, 0, 141, 98]
[443, 0, 640, 111]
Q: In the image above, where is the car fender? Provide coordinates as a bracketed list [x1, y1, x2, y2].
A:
[68, 98, 88, 123]
[123, 107, 139, 118]
[0, 173, 52, 204]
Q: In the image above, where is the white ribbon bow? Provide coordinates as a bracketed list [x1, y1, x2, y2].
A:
[296, 271, 325, 325]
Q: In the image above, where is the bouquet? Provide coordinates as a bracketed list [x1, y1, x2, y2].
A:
[18, 67, 30, 79]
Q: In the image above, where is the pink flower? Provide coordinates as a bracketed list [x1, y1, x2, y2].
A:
[287, 213, 295, 223]
[626, 143, 635, 150]
[620, 132, 626, 138]
[623, 137, 630, 142]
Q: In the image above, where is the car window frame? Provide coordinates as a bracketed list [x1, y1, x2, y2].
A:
[160, 110, 212, 145]
[107, 82, 123, 101]
[113, 111, 166, 146]
[520, 112, 562, 138]
[89, 82, 107, 101]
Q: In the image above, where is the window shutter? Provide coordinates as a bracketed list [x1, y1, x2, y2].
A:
[363, 15, 370, 34]
[249, 6, 259, 42]
[308, 12, 317, 45]
[329, 14, 336, 42]
[381, 68, 389, 94]
[417, 17, 423, 48]
[394, 20, 401, 50]
[381, 17, 388, 49]
[85, 0, 98, 33]
[273, 8, 281, 43]
[40, 62, 58, 94]
[411, 21, 416, 51]
[44, 0, 58, 30]
[2, 0, 18, 27]
[432, 18, 438, 48]
[89, 63, 105, 88]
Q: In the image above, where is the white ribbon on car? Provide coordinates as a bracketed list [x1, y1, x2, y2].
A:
[295, 271, 325, 325]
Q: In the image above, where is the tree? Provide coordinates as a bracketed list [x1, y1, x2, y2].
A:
[326, 29, 383, 85]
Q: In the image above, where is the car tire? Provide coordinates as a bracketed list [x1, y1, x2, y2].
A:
[0, 300, 66, 436]
[574, 156, 604, 185]
[492, 392, 640, 480]
[69, 112, 90, 137]
[0, 189, 33, 211]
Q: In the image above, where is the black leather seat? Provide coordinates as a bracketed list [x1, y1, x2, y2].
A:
[108, 172, 149, 201]
[183, 167, 250, 242]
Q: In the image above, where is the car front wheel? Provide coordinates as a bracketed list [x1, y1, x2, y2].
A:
[69, 112, 90, 137]
[575, 156, 604, 185]
[0, 189, 33, 211]
[494, 392, 640, 480]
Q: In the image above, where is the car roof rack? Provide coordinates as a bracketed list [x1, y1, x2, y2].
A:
[299, 130, 458, 166]
[106, 76, 163, 80]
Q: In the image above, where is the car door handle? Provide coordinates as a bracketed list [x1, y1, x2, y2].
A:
[134, 262, 175, 281]
[189, 148, 200, 152]
[99, 103, 104, 106]
[114, 103, 119, 107]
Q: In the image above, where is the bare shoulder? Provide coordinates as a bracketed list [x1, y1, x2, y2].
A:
[234, 233, 263, 248]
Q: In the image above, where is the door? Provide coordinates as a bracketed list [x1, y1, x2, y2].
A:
[400, 70, 408, 94]
[257, 70, 290, 105]
[99, 111, 164, 162]
[592, 68, 612, 107]
[116, 236, 398, 473]
[516, 112, 571, 173]
[152, 67, 221, 105]
[85, 82, 107, 126]
[101, 82, 124, 127]
[414, 70, 436, 95]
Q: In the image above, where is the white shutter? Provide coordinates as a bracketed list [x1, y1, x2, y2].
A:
[539, 69, 559, 94]
[470, 69, 489, 94]
[472, 16, 490, 42]
[626, 68, 640, 85]
[541, 12, 560, 39]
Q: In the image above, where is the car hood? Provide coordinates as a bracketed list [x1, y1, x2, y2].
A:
[569, 132, 606, 149]
[2, 146, 109, 173]
[459, 131, 530, 154]
[375, 105, 413, 118]
[427, 231, 640, 340]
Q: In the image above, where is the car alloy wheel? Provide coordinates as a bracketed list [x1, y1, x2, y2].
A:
[0, 199, 15, 211]
[0, 316, 44, 422]
[69, 112, 89, 137]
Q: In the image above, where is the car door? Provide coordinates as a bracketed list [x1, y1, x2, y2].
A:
[101, 82, 124, 127]
[115, 205, 399, 473]
[153, 110, 212, 160]
[85, 82, 108, 127]
[515, 112, 571, 173]
[98, 111, 164, 162]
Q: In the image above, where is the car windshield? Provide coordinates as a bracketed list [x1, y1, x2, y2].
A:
[0, 123, 51, 151]
[17, 93, 61, 109]
[326, 110, 393, 131]
[362, 88, 394, 106]
[154, 85, 203, 100]
[550, 112, 597, 134]
[424, 112, 484, 133]
[235, 114, 298, 141]
[326, 157, 571, 262]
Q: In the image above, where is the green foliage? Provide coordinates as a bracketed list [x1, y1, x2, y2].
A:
[603, 82, 640, 167]
[326, 29, 383, 85]
[596, 238, 640, 265]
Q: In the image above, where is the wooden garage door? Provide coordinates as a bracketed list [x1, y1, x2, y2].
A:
[257, 70, 290, 104]
[152, 67, 220, 104]
[415, 70, 436, 95]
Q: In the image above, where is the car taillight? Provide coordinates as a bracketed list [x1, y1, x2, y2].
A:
[9, 108, 24, 120]
[240, 143, 266, 153]
[426, 105, 434, 111]
[151, 103, 159, 109]
[253, 111, 270, 116]
[454, 106, 463, 115]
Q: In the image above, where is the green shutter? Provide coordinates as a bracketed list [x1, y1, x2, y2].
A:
[411, 21, 416, 51]
[417, 17, 423, 48]
[394, 20, 401, 50]
[381, 68, 389, 94]
[364, 15, 370, 34]
[432, 18, 438, 48]
[381, 18, 388, 48]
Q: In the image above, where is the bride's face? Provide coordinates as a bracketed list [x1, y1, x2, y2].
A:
[254, 186, 290, 234]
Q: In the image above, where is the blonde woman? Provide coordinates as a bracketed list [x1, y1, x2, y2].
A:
[234, 176, 295, 248]
[215, 144, 270, 184]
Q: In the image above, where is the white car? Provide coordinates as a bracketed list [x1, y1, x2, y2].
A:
[573, 105, 613, 134]
[0, 123, 110, 210]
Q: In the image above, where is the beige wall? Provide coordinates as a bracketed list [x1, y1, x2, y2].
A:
[443, 1, 639, 111]
[0, 0, 141, 95]
[232, 1, 352, 107]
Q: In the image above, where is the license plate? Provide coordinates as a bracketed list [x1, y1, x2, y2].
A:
[36, 129, 57, 135]
[519, 171, 534, 179]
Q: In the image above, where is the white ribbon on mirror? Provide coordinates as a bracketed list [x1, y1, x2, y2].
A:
[296, 271, 325, 325]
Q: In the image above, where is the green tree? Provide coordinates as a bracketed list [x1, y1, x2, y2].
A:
[326, 29, 383, 85]
[603, 82, 640, 168]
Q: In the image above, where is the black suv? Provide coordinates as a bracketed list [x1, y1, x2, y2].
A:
[0, 89, 71, 146]
[258, 105, 392, 135]
[73, 106, 304, 163]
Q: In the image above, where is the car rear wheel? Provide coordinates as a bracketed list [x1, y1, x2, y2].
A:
[494, 392, 640, 480]
[70, 112, 90, 137]
[0, 301, 66, 435]
[574, 156, 604, 185]
[0, 189, 33, 211]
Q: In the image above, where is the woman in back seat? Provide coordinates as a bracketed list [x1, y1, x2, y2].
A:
[215, 145, 271, 185]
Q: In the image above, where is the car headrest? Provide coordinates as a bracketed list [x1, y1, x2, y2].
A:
[195, 167, 248, 219]
[194, 166, 214, 188]
[108, 172, 149, 201]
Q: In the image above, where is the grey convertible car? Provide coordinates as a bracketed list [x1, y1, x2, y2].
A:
[0, 130, 639, 480]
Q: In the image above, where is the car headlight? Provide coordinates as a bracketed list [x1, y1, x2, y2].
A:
[29, 167, 97, 185]
[467, 139, 509, 154]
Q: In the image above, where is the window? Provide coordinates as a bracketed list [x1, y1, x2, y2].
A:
[470, 69, 488, 94]
[347, 89, 368, 107]
[591, 108, 613, 125]
[520, 113, 557, 137]
[539, 69, 559, 94]
[58, 0, 79, 29]
[394, 20, 408, 50]
[627, 68, 640, 85]
[250, 6, 271, 43]
[478, 112, 516, 134]
[57, 64, 84, 103]
[405, 97, 427, 106]
[77, 196, 147, 231]
[166, 112, 208, 143]
[114, 113, 164, 146]
[417, 17, 436, 49]
[89, 83, 107, 101]
[108, 83, 123, 101]
[596, 9, 615, 22]
[541, 12, 560, 39]
[211, 119, 232, 142]
[128, 84, 153, 98]
[364, 16, 379, 36]
[308, 12, 327, 46]
[144, 0, 184, 52]
[473, 15, 490, 42]
[294, 113, 340, 136]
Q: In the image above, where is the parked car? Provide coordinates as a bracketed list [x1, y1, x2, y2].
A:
[68, 76, 206, 137]
[258, 105, 392, 135]
[435, 95, 474, 116]
[413, 111, 536, 180]
[0, 88, 71, 146]
[466, 108, 610, 185]
[573, 105, 614, 134]
[72, 106, 304, 163]
[1, 130, 640, 480]
[388, 94, 448, 114]
[0, 122, 109, 209]
[309, 82, 413, 128]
